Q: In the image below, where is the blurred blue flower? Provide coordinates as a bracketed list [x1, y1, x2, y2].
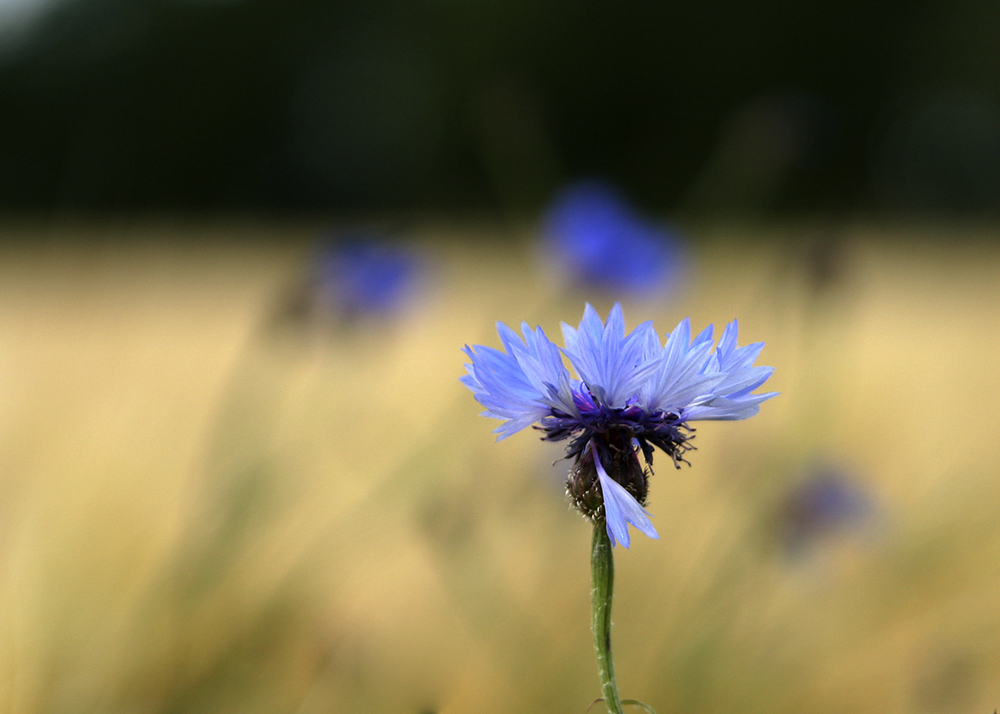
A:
[779, 465, 874, 556]
[313, 236, 422, 319]
[462, 303, 776, 547]
[543, 181, 684, 296]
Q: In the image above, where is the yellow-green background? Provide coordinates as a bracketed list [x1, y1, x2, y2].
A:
[1, 220, 998, 713]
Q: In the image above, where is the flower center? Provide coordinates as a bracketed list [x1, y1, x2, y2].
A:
[538, 386, 694, 464]
[534, 386, 696, 522]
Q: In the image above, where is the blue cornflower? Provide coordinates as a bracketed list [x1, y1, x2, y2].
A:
[780, 465, 874, 557]
[313, 236, 421, 319]
[462, 303, 776, 547]
[543, 181, 684, 297]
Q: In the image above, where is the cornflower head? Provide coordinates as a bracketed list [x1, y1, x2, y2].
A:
[462, 303, 776, 548]
[543, 181, 684, 297]
[313, 235, 422, 319]
[779, 465, 875, 558]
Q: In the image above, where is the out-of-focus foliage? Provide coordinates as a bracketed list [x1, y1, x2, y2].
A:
[2, 0, 1000, 215]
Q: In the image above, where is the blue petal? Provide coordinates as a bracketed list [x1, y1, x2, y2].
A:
[640, 318, 719, 412]
[591, 443, 659, 548]
[562, 303, 658, 407]
[682, 391, 779, 421]
[462, 319, 579, 438]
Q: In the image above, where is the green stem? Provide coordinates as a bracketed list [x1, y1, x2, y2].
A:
[591, 521, 624, 714]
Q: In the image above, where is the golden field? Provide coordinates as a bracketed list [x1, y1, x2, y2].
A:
[0, 219, 998, 714]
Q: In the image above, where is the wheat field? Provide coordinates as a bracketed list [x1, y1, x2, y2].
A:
[0, 218, 998, 714]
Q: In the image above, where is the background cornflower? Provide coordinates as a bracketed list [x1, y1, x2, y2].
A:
[309, 234, 423, 322]
[542, 181, 685, 298]
[778, 463, 876, 560]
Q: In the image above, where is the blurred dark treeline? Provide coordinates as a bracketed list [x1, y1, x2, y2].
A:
[2, 0, 1000, 216]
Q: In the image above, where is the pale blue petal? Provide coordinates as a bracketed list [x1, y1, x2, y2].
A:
[462, 319, 576, 437]
[682, 391, 779, 421]
[562, 303, 661, 407]
[592, 443, 659, 548]
[717, 320, 739, 355]
[719, 365, 775, 398]
[692, 323, 714, 347]
[652, 372, 727, 412]
[640, 318, 719, 410]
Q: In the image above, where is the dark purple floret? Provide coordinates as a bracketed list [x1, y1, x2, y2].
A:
[534, 386, 694, 522]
